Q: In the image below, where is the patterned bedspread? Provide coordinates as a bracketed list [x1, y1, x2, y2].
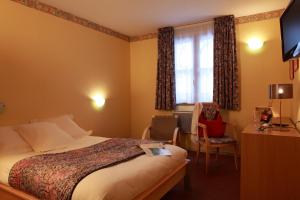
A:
[9, 138, 147, 200]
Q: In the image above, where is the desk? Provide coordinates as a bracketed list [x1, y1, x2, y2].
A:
[241, 121, 300, 200]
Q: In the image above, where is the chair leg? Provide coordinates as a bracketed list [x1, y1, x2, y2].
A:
[205, 146, 210, 174]
[184, 161, 191, 190]
[215, 147, 219, 161]
[233, 143, 238, 170]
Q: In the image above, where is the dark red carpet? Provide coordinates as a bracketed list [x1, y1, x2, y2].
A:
[162, 152, 240, 200]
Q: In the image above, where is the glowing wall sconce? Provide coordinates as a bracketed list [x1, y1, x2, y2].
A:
[247, 38, 264, 50]
[91, 94, 106, 110]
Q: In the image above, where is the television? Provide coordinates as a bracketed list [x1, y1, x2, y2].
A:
[280, 0, 300, 62]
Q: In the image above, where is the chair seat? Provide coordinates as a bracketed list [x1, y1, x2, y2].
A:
[194, 102, 238, 174]
[200, 136, 236, 144]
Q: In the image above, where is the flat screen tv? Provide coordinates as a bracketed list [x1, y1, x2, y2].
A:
[280, 0, 300, 62]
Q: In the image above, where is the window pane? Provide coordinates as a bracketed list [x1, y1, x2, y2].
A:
[175, 22, 214, 104]
[175, 37, 194, 104]
[198, 32, 214, 102]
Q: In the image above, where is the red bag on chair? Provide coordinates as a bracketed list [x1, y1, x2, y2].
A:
[198, 111, 226, 138]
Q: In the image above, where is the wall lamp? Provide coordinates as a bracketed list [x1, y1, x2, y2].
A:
[248, 38, 264, 50]
[91, 94, 106, 110]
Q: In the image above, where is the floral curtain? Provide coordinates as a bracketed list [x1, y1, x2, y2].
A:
[213, 15, 240, 110]
[155, 27, 176, 110]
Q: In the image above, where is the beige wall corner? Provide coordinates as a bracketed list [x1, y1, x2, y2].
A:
[130, 39, 157, 138]
[130, 39, 172, 138]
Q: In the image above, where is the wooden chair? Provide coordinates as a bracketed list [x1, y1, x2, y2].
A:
[142, 115, 179, 145]
[195, 103, 238, 174]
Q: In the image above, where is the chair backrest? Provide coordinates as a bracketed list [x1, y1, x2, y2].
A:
[150, 115, 178, 141]
[199, 103, 225, 139]
[201, 102, 220, 120]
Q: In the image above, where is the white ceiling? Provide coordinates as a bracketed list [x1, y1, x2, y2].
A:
[39, 0, 290, 37]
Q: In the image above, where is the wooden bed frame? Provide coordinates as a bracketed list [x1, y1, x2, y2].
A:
[0, 160, 189, 200]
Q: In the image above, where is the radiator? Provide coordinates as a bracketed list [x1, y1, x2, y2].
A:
[173, 111, 193, 134]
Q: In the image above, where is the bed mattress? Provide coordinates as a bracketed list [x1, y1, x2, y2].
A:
[0, 136, 187, 200]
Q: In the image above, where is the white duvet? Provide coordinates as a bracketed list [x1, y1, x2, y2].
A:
[0, 136, 187, 200]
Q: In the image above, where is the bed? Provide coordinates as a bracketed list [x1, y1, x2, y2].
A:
[0, 135, 188, 200]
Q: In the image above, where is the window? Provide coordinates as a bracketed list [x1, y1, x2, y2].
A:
[175, 22, 214, 104]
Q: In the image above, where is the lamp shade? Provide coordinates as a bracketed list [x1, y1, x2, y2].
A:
[269, 84, 293, 99]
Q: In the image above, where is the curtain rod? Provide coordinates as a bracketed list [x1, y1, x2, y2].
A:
[174, 19, 214, 30]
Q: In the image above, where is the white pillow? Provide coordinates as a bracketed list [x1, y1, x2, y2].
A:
[16, 122, 74, 152]
[32, 115, 88, 139]
[0, 126, 33, 155]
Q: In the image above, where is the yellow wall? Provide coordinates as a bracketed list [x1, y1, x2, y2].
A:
[228, 18, 292, 137]
[130, 39, 171, 138]
[0, 1, 131, 138]
[130, 18, 291, 140]
[292, 58, 300, 130]
[130, 39, 157, 137]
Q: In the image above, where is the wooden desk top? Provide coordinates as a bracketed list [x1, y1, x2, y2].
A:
[243, 120, 300, 138]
